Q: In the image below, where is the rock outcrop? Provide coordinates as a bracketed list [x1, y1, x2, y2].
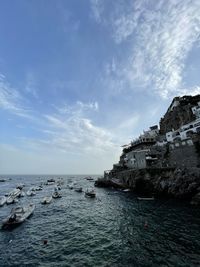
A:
[101, 95, 200, 206]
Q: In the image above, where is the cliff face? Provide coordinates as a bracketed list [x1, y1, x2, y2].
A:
[114, 167, 200, 200]
[96, 167, 200, 204]
[160, 95, 200, 134]
[100, 94, 200, 205]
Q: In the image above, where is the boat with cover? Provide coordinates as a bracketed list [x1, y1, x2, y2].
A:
[41, 196, 52, 204]
[0, 196, 7, 207]
[2, 203, 35, 229]
[85, 189, 96, 198]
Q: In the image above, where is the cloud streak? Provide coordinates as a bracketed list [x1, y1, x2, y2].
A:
[0, 74, 32, 118]
[91, 0, 200, 98]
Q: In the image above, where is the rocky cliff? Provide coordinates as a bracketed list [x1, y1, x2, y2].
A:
[98, 95, 200, 206]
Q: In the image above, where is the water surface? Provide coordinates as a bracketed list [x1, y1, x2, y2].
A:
[0, 175, 199, 267]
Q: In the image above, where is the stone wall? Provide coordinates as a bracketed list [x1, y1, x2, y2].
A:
[167, 142, 200, 168]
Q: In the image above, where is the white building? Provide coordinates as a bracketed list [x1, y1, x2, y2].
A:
[166, 118, 200, 142]
[191, 101, 200, 119]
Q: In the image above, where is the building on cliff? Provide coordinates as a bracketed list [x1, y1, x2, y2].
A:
[108, 95, 200, 177]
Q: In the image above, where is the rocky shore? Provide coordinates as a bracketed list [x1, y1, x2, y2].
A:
[99, 95, 200, 206]
[95, 167, 200, 205]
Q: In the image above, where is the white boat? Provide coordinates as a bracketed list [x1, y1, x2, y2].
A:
[6, 196, 18, 205]
[16, 184, 25, 190]
[19, 191, 25, 197]
[26, 190, 36, 196]
[52, 192, 62, 198]
[8, 188, 21, 198]
[137, 197, 155, 201]
[35, 186, 43, 191]
[68, 184, 74, 190]
[0, 196, 7, 207]
[41, 196, 52, 204]
[2, 204, 35, 228]
[85, 189, 96, 198]
[123, 189, 131, 192]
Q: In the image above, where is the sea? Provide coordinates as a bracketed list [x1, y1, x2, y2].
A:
[0, 175, 199, 267]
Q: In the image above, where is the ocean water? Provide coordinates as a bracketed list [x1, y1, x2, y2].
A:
[0, 175, 199, 267]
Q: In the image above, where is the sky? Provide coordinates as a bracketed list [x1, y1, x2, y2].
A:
[0, 0, 200, 174]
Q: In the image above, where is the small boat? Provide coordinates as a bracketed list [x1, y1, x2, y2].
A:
[137, 197, 155, 201]
[0, 196, 7, 207]
[0, 178, 6, 182]
[52, 192, 62, 199]
[2, 204, 35, 229]
[68, 184, 74, 190]
[16, 184, 25, 190]
[26, 190, 36, 196]
[6, 196, 18, 205]
[123, 189, 131, 192]
[8, 188, 21, 198]
[74, 187, 83, 193]
[47, 178, 55, 184]
[85, 189, 96, 198]
[19, 191, 25, 197]
[85, 176, 94, 181]
[32, 186, 43, 191]
[41, 196, 52, 204]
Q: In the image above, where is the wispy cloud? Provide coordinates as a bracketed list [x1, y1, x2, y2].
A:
[22, 101, 118, 157]
[90, 0, 104, 23]
[91, 0, 200, 98]
[0, 74, 32, 118]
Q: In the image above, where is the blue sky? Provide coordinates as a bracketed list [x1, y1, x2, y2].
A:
[0, 0, 200, 174]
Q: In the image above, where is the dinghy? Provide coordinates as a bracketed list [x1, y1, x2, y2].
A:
[0, 196, 7, 207]
[52, 191, 62, 198]
[41, 196, 52, 204]
[6, 196, 18, 205]
[8, 188, 21, 198]
[2, 203, 35, 229]
[26, 190, 36, 196]
[85, 189, 96, 198]
[74, 187, 83, 193]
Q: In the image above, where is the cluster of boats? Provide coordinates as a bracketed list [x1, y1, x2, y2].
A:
[1, 177, 97, 229]
[68, 182, 96, 198]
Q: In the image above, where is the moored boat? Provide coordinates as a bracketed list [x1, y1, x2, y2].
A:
[16, 184, 25, 190]
[52, 191, 62, 198]
[6, 196, 18, 205]
[137, 197, 155, 201]
[68, 184, 74, 190]
[74, 187, 83, 193]
[0, 196, 7, 207]
[85, 189, 96, 198]
[2, 203, 35, 229]
[85, 176, 94, 181]
[8, 188, 21, 198]
[123, 189, 131, 192]
[26, 190, 36, 196]
[41, 196, 52, 204]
